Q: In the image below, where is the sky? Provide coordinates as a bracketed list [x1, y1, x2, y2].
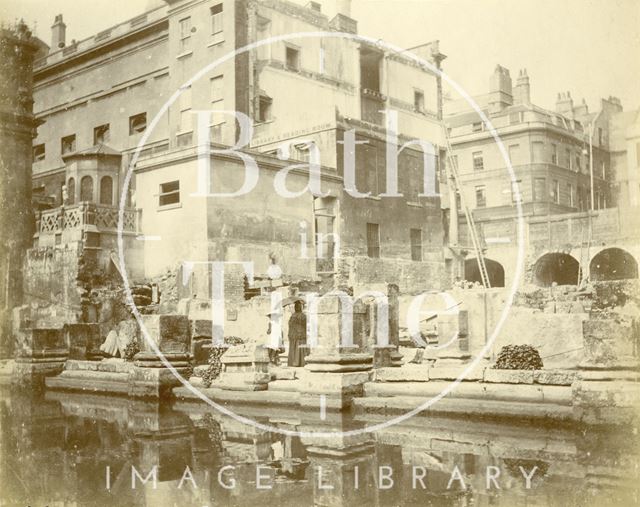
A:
[2, 0, 638, 111]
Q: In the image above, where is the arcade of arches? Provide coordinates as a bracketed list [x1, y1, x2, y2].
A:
[532, 248, 638, 287]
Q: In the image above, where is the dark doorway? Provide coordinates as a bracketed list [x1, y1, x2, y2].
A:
[533, 253, 579, 287]
[464, 258, 505, 287]
[590, 248, 638, 281]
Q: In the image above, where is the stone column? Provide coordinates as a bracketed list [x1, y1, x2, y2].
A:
[372, 284, 403, 368]
[300, 417, 377, 507]
[434, 309, 471, 365]
[128, 314, 191, 398]
[12, 327, 68, 388]
[573, 318, 640, 425]
[299, 294, 373, 411]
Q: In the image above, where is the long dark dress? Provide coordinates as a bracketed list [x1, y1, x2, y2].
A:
[287, 312, 309, 367]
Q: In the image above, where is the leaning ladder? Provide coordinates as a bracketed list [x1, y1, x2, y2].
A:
[442, 129, 491, 288]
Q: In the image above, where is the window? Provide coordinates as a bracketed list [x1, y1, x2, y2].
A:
[61, 134, 76, 155]
[210, 75, 224, 104]
[285, 45, 300, 71]
[472, 151, 483, 171]
[552, 179, 559, 204]
[414, 90, 425, 113]
[567, 183, 574, 207]
[159, 180, 180, 207]
[534, 177, 546, 202]
[211, 4, 223, 35]
[410, 228, 422, 261]
[93, 124, 110, 145]
[551, 144, 557, 165]
[100, 176, 113, 205]
[601, 161, 606, 179]
[475, 186, 486, 208]
[179, 17, 191, 53]
[575, 154, 581, 171]
[531, 141, 544, 162]
[33, 143, 45, 161]
[293, 143, 311, 162]
[178, 86, 192, 132]
[566, 148, 572, 170]
[598, 127, 603, 146]
[67, 177, 75, 205]
[80, 176, 93, 202]
[129, 113, 147, 135]
[511, 179, 522, 204]
[366, 223, 380, 258]
[258, 95, 272, 123]
[508, 144, 519, 164]
[472, 122, 482, 132]
[210, 76, 225, 136]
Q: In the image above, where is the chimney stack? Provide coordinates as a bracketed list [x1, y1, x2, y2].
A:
[555, 91, 574, 117]
[51, 14, 66, 49]
[513, 68, 530, 105]
[488, 65, 513, 113]
[337, 0, 352, 17]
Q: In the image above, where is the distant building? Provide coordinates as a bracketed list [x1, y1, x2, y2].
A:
[609, 107, 640, 209]
[29, 0, 450, 298]
[444, 65, 637, 288]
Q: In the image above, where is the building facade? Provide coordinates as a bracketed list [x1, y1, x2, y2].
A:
[29, 0, 450, 300]
[444, 65, 638, 288]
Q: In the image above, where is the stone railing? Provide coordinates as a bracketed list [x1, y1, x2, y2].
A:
[38, 202, 136, 234]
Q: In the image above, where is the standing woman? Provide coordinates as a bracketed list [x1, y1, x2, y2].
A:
[287, 301, 309, 367]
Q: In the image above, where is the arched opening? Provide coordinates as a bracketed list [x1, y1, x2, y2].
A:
[100, 176, 113, 205]
[67, 177, 75, 205]
[590, 248, 638, 281]
[533, 253, 579, 287]
[80, 176, 94, 202]
[464, 258, 505, 287]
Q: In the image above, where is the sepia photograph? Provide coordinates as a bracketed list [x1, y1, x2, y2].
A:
[0, 0, 639, 505]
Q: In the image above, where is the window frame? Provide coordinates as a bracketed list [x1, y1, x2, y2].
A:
[33, 143, 45, 162]
[159, 180, 180, 208]
[285, 44, 300, 71]
[210, 3, 223, 35]
[475, 185, 486, 208]
[61, 134, 76, 155]
[93, 123, 110, 145]
[472, 151, 484, 171]
[129, 113, 147, 135]
[179, 16, 192, 53]
[366, 222, 381, 258]
[410, 228, 422, 261]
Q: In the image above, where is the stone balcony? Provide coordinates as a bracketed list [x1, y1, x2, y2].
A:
[36, 202, 137, 247]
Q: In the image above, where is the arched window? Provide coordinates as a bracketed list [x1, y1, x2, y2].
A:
[80, 176, 94, 202]
[100, 176, 113, 205]
[67, 177, 75, 205]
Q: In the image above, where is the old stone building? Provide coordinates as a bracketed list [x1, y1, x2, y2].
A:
[27, 0, 450, 317]
[0, 22, 44, 356]
[444, 65, 638, 288]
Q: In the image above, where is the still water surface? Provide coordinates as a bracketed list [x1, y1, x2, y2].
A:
[1, 389, 638, 506]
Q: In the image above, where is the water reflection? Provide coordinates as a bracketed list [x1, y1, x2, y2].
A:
[1, 389, 638, 506]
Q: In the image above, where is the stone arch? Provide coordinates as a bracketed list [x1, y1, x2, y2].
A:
[590, 247, 638, 281]
[464, 258, 505, 287]
[67, 177, 75, 205]
[100, 175, 113, 205]
[532, 252, 580, 287]
[80, 175, 94, 202]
